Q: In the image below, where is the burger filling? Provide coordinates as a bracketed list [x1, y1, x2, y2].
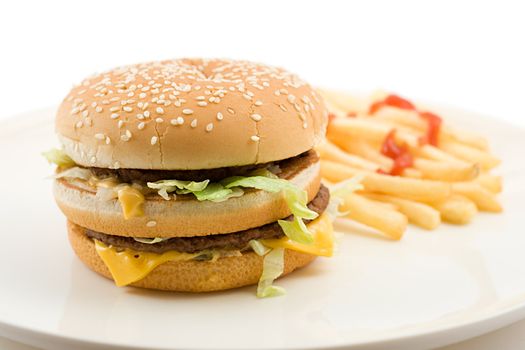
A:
[85, 184, 329, 254]
[44, 148, 361, 297]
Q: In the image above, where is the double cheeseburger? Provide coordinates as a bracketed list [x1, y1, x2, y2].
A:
[46, 58, 334, 297]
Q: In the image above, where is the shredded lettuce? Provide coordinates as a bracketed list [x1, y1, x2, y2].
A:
[42, 148, 75, 168]
[326, 175, 365, 219]
[147, 179, 209, 200]
[257, 248, 286, 298]
[54, 167, 92, 181]
[133, 237, 169, 244]
[148, 174, 318, 244]
[249, 240, 270, 256]
[277, 217, 314, 244]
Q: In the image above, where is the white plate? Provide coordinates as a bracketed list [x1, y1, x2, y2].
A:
[0, 105, 523, 350]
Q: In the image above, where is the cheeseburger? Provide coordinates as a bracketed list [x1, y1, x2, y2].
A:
[44, 58, 334, 297]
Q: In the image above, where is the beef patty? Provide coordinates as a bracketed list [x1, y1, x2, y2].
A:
[89, 150, 317, 183]
[86, 184, 330, 254]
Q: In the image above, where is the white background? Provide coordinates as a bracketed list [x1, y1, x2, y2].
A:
[0, 1, 524, 349]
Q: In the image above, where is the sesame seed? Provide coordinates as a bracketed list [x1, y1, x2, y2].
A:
[85, 117, 92, 126]
[110, 106, 120, 112]
[75, 121, 83, 128]
[143, 111, 150, 118]
[156, 107, 164, 114]
[81, 110, 89, 118]
[196, 96, 205, 101]
[105, 136, 111, 145]
[287, 94, 296, 103]
[90, 156, 97, 163]
[243, 94, 252, 101]
[151, 136, 158, 145]
[182, 108, 194, 115]
[251, 135, 260, 142]
[254, 100, 263, 106]
[139, 93, 147, 98]
[138, 122, 145, 130]
[227, 107, 235, 114]
[197, 101, 207, 107]
[146, 220, 157, 227]
[94, 133, 105, 140]
[303, 122, 308, 129]
[279, 104, 287, 112]
[206, 123, 214, 132]
[191, 119, 198, 128]
[216, 112, 224, 121]
[95, 106, 103, 113]
[177, 116, 184, 125]
[118, 120, 124, 129]
[250, 113, 262, 121]
[111, 113, 119, 119]
[294, 103, 301, 112]
[123, 106, 133, 112]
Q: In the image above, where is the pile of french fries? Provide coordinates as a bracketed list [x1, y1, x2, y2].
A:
[318, 89, 503, 240]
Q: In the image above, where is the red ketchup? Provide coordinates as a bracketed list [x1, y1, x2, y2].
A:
[368, 94, 416, 115]
[418, 111, 442, 146]
[379, 130, 414, 176]
[369, 94, 443, 147]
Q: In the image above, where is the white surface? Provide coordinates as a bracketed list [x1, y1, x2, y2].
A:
[0, 105, 522, 350]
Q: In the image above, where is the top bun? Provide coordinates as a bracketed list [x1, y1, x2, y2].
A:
[56, 58, 328, 170]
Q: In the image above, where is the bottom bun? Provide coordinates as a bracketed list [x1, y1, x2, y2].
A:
[68, 221, 317, 292]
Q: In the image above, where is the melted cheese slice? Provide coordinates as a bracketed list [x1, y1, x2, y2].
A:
[94, 213, 334, 287]
[94, 240, 198, 286]
[262, 213, 334, 257]
[116, 186, 145, 219]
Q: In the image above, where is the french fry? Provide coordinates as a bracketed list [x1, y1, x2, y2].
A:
[329, 134, 390, 168]
[321, 160, 451, 202]
[364, 193, 441, 230]
[374, 107, 489, 151]
[412, 144, 468, 165]
[452, 182, 503, 212]
[316, 140, 379, 171]
[318, 88, 369, 114]
[328, 134, 422, 178]
[431, 195, 478, 225]
[475, 173, 503, 193]
[413, 158, 480, 182]
[338, 193, 407, 240]
[439, 140, 501, 170]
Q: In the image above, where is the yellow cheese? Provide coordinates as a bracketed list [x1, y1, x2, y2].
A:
[94, 213, 334, 287]
[261, 213, 334, 257]
[116, 186, 145, 219]
[94, 240, 198, 286]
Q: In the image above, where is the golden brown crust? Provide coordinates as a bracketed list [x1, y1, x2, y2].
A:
[54, 158, 321, 237]
[68, 221, 317, 292]
[56, 58, 328, 170]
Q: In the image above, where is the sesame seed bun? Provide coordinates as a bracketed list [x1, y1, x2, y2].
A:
[54, 157, 320, 237]
[68, 220, 317, 292]
[56, 58, 328, 170]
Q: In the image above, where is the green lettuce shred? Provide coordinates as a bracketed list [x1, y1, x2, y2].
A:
[326, 175, 365, 219]
[148, 173, 318, 244]
[42, 148, 75, 168]
[133, 237, 169, 244]
[277, 217, 314, 244]
[257, 248, 286, 298]
[249, 240, 270, 256]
